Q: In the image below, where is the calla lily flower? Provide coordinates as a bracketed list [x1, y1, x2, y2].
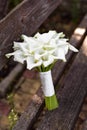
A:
[6, 31, 78, 70]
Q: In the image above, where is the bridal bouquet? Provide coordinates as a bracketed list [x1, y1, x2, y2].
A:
[6, 30, 78, 110]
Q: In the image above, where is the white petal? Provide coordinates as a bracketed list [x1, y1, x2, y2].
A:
[69, 44, 78, 52]
[34, 31, 57, 43]
[43, 55, 54, 67]
[21, 35, 31, 43]
[26, 57, 42, 70]
[57, 42, 69, 55]
[55, 48, 66, 62]
[22, 35, 43, 53]
[50, 39, 56, 46]
[54, 32, 65, 40]
[22, 34, 40, 44]
[34, 53, 41, 60]
[6, 50, 25, 64]
[13, 50, 25, 63]
[13, 41, 21, 50]
[6, 52, 15, 58]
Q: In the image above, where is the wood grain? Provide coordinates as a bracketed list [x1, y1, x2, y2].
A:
[0, 63, 25, 97]
[0, 0, 62, 70]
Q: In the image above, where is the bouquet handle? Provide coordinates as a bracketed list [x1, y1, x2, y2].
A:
[39, 70, 58, 110]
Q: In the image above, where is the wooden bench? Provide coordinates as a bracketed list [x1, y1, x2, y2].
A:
[0, 0, 87, 130]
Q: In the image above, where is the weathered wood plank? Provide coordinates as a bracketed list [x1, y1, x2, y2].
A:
[0, 0, 9, 19]
[52, 14, 87, 84]
[0, 63, 25, 97]
[0, 0, 62, 70]
[12, 15, 87, 130]
[13, 88, 44, 130]
[35, 37, 87, 130]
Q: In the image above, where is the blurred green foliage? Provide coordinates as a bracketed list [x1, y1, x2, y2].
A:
[71, 0, 80, 23]
[8, 109, 18, 130]
[7, 94, 18, 130]
[9, 0, 22, 10]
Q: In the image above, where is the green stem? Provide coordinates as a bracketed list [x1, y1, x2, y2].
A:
[45, 94, 58, 110]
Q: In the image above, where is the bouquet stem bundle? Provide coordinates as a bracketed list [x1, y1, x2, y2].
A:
[45, 94, 58, 110]
[39, 70, 58, 110]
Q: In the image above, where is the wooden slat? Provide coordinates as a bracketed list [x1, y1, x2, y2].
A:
[13, 89, 44, 130]
[0, 0, 9, 19]
[13, 15, 87, 130]
[52, 14, 87, 84]
[0, 63, 25, 97]
[0, 0, 62, 70]
[36, 36, 87, 130]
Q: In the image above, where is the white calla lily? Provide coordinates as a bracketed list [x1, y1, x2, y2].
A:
[22, 35, 42, 53]
[6, 50, 25, 64]
[54, 48, 66, 62]
[42, 55, 55, 67]
[26, 56, 42, 70]
[6, 30, 78, 70]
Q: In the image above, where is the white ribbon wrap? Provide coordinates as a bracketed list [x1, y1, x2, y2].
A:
[39, 70, 55, 97]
